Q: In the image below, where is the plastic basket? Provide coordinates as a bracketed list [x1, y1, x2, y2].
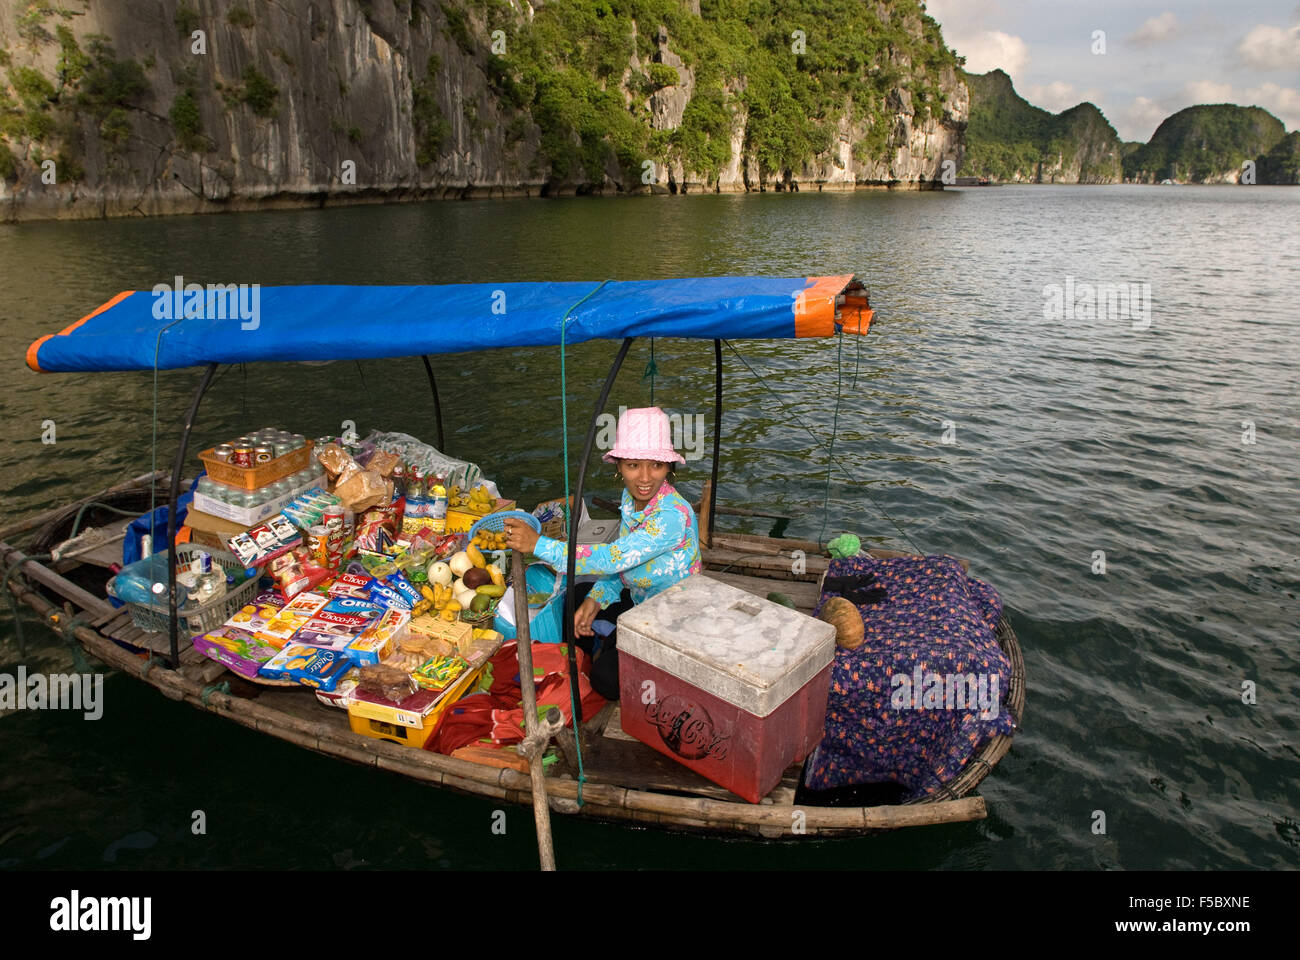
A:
[197, 442, 314, 490]
[125, 545, 259, 636]
[468, 510, 539, 540]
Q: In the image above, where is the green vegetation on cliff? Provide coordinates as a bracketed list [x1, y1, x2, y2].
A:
[1256, 131, 1300, 185]
[463, 0, 962, 185]
[961, 68, 1121, 182]
[1123, 105, 1286, 182]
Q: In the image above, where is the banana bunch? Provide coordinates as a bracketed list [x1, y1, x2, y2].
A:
[418, 581, 462, 622]
[472, 528, 508, 550]
[466, 485, 495, 515]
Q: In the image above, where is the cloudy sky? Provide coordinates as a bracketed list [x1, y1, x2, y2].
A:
[926, 0, 1300, 141]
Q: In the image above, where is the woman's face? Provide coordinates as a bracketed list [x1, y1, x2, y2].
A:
[619, 459, 671, 509]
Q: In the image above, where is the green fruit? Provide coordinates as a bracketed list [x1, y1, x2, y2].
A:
[470, 594, 492, 614]
[475, 583, 506, 598]
[767, 591, 797, 609]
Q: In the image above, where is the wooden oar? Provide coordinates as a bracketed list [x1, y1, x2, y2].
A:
[510, 549, 558, 871]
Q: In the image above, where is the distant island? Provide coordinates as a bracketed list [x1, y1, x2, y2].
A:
[961, 69, 1299, 185]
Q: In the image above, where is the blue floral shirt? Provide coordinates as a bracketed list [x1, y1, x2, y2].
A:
[532, 483, 703, 609]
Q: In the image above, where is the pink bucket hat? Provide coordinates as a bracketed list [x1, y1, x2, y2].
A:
[603, 407, 686, 464]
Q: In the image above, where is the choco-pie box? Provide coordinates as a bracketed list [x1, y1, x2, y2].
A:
[615, 574, 836, 803]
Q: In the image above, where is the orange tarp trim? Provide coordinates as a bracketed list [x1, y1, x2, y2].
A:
[26, 290, 135, 372]
[794, 274, 854, 338]
[840, 295, 874, 335]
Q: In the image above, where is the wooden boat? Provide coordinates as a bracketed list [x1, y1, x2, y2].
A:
[11, 277, 1025, 839]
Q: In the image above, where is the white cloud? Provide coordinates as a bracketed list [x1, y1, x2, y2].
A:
[1022, 81, 1104, 114]
[1114, 96, 1171, 142]
[1236, 23, 1300, 69]
[1128, 12, 1179, 46]
[1242, 81, 1300, 130]
[1184, 80, 1235, 103]
[956, 30, 1030, 78]
[925, 1, 1028, 78]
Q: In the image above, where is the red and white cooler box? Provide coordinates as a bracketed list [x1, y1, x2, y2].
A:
[616, 575, 836, 803]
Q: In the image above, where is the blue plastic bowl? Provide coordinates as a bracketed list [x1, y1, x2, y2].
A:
[469, 510, 539, 541]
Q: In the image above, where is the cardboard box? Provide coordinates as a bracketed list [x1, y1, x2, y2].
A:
[258, 642, 354, 690]
[193, 625, 282, 680]
[407, 612, 473, 654]
[445, 498, 517, 533]
[255, 593, 330, 648]
[191, 474, 326, 527]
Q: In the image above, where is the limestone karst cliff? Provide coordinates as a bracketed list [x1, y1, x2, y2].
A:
[0, 0, 969, 221]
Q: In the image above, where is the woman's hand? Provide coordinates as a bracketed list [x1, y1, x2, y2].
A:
[502, 518, 540, 554]
[574, 596, 601, 637]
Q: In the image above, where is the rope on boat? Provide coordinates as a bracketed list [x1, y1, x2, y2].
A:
[3, 499, 170, 661]
[557, 279, 610, 808]
[48, 609, 94, 673]
[140, 655, 163, 678]
[2, 551, 51, 658]
[201, 680, 230, 705]
[817, 330, 845, 549]
[720, 339, 928, 557]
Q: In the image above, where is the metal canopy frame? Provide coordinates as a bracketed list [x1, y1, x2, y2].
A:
[157, 283, 872, 669]
[160, 341, 726, 680]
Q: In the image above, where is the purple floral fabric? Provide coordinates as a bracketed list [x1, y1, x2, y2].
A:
[804, 554, 1017, 798]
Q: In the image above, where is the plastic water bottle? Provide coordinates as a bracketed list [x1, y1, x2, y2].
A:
[428, 475, 448, 535]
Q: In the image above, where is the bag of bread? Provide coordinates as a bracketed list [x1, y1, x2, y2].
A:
[335, 469, 389, 512]
[316, 443, 354, 480]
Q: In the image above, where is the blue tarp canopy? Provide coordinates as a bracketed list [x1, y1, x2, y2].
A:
[26, 275, 870, 373]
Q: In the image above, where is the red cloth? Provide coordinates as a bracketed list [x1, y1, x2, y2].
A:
[429, 641, 605, 755]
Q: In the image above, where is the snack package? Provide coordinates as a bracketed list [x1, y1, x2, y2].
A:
[384, 571, 422, 608]
[223, 590, 287, 634]
[412, 654, 469, 692]
[193, 625, 281, 680]
[293, 598, 383, 650]
[348, 608, 410, 665]
[366, 578, 410, 611]
[259, 643, 354, 690]
[255, 592, 331, 648]
[267, 546, 332, 600]
[226, 519, 302, 568]
[328, 572, 374, 599]
[407, 611, 473, 654]
[357, 662, 416, 703]
[315, 671, 360, 710]
[354, 506, 399, 553]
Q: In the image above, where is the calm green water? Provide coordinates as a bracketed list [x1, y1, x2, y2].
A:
[1, 186, 1297, 870]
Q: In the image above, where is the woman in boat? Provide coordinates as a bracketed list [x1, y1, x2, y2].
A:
[502, 407, 702, 700]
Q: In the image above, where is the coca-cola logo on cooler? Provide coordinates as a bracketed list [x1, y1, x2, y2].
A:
[645, 694, 731, 761]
